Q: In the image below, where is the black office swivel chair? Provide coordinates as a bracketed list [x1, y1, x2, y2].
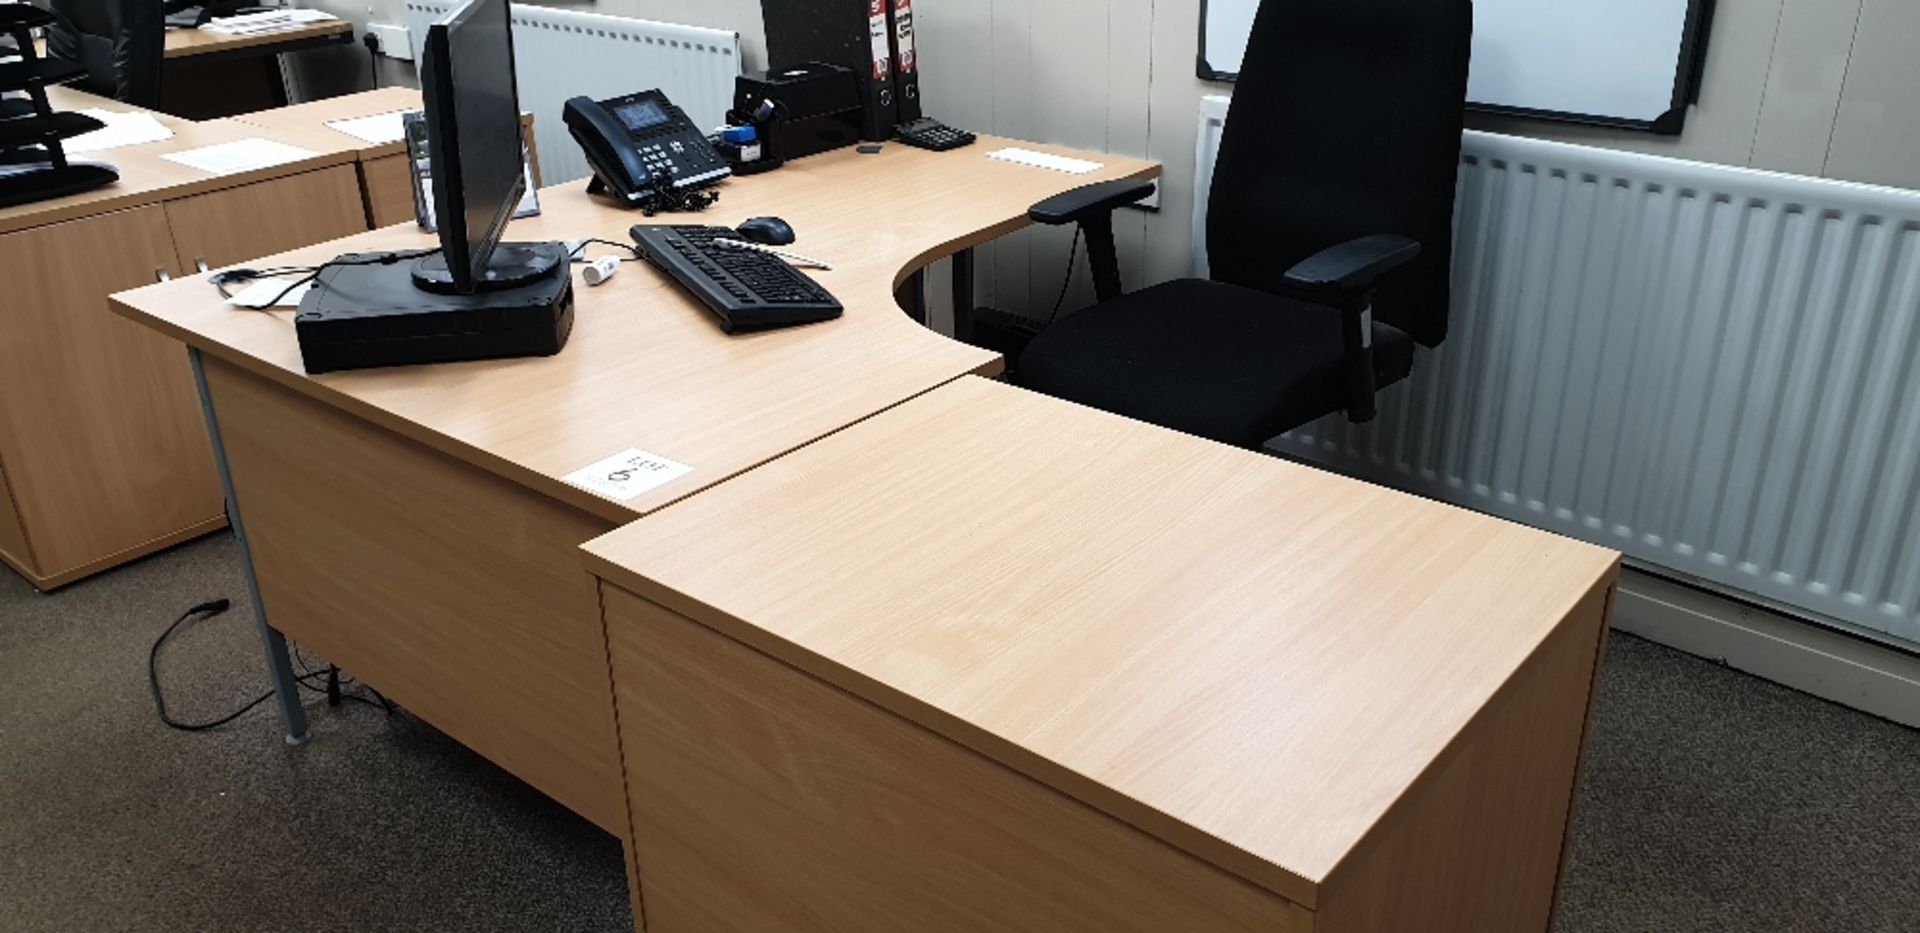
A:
[1011, 0, 1473, 449]
[44, 0, 165, 108]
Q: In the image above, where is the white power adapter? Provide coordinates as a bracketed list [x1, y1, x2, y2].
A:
[581, 255, 621, 286]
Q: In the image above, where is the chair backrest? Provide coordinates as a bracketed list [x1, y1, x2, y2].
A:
[45, 0, 164, 108]
[1206, 0, 1472, 347]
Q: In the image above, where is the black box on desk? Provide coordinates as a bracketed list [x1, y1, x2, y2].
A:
[293, 253, 574, 375]
[735, 63, 865, 162]
[759, 0, 896, 141]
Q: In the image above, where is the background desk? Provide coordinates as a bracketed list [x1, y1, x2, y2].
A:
[584, 376, 1621, 932]
[161, 20, 356, 119]
[235, 88, 541, 228]
[109, 140, 1158, 834]
[0, 91, 371, 590]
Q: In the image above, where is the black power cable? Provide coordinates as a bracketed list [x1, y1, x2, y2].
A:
[149, 599, 272, 732]
[150, 600, 395, 732]
[361, 32, 382, 90]
[208, 248, 444, 307]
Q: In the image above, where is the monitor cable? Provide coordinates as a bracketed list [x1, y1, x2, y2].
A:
[208, 248, 444, 308]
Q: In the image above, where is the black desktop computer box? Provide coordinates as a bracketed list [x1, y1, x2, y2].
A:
[293, 253, 574, 374]
[759, 0, 897, 141]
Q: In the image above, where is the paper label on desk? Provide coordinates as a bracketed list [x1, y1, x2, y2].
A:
[564, 449, 694, 502]
[987, 147, 1103, 174]
[325, 111, 409, 145]
[161, 137, 319, 176]
[66, 109, 174, 153]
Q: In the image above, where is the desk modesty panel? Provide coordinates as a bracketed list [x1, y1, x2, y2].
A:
[584, 376, 1621, 933]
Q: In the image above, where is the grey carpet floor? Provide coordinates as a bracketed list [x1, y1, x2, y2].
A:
[2, 533, 1916, 932]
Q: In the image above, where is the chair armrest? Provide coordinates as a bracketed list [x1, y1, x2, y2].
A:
[1281, 234, 1421, 308]
[1028, 179, 1157, 226]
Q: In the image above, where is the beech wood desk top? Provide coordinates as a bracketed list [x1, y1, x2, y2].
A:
[163, 19, 354, 60]
[233, 87, 425, 159]
[0, 109, 360, 235]
[582, 376, 1621, 908]
[110, 138, 1159, 522]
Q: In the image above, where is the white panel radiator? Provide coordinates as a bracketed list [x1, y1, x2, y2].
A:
[1192, 96, 1920, 647]
[404, 3, 740, 187]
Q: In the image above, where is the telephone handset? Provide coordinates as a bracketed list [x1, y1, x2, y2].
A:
[562, 90, 730, 209]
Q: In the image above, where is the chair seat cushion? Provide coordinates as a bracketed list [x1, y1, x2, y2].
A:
[1016, 278, 1415, 447]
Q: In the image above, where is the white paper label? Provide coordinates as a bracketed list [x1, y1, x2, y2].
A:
[324, 110, 409, 145]
[563, 449, 693, 502]
[987, 147, 1104, 175]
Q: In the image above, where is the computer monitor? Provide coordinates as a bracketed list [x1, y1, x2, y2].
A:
[412, 0, 557, 295]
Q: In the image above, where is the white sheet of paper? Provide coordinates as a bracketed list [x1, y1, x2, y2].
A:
[564, 449, 694, 502]
[65, 109, 174, 153]
[225, 278, 312, 309]
[324, 110, 408, 145]
[161, 138, 318, 176]
[987, 147, 1103, 175]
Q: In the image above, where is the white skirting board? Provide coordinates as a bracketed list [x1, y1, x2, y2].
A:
[1615, 566, 1920, 728]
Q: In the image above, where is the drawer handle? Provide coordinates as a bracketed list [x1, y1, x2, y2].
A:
[155, 268, 171, 282]
[194, 258, 210, 273]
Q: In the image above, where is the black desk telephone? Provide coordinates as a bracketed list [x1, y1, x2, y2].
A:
[563, 90, 730, 211]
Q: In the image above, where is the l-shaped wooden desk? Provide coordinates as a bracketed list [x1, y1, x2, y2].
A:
[111, 137, 1158, 833]
[110, 136, 1619, 931]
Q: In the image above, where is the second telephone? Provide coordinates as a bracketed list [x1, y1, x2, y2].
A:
[563, 90, 730, 209]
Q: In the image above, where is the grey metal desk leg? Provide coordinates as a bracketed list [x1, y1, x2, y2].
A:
[188, 348, 309, 745]
[952, 248, 976, 343]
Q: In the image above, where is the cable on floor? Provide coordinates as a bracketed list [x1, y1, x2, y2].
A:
[149, 599, 396, 732]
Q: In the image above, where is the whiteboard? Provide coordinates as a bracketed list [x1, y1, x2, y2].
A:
[1198, 0, 1712, 133]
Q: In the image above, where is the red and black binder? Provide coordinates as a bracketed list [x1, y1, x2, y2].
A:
[886, 0, 922, 123]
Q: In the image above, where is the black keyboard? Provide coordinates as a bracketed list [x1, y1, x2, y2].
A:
[629, 224, 842, 333]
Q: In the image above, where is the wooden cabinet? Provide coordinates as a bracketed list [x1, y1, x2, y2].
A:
[0, 458, 32, 570]
[0, 166, 371, 590]
[0, 205, 219, 586]
[164, 164, 367, 270]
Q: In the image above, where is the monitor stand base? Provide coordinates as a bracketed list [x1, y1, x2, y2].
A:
[410, 241, 568, 294]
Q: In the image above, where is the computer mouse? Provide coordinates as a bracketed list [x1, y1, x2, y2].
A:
[735, 216, 796, 246]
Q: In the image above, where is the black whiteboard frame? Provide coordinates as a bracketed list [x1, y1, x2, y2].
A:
[1196, 0, 1717, 136]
